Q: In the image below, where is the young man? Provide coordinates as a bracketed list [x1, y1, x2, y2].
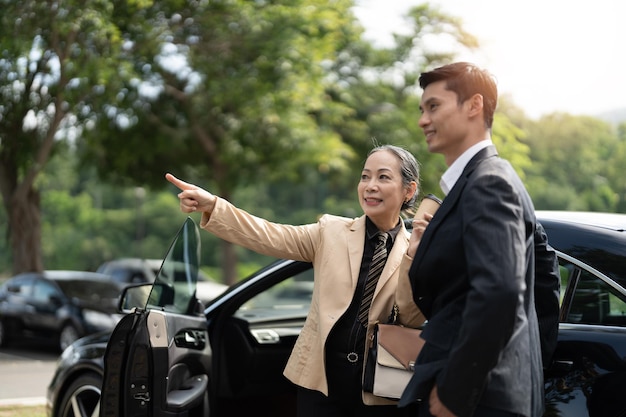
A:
[399, 62, 555, 417]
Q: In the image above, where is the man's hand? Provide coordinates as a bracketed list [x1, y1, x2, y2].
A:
[429, 386, 457, 417]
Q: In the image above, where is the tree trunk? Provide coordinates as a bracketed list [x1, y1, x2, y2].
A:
[9, 186, 43, 274]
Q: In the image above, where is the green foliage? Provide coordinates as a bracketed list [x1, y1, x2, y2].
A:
[2, 0, 624, 280]
[80, 0, 359, 196]
[492, 112, 532, 180]
[521, 113, 624, 211]
[33, 150, 184, 272]
[0, 0, 154, 272]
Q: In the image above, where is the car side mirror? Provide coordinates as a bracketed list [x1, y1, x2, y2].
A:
[118, 283, 152, 313]
[118, 282, 177, 313]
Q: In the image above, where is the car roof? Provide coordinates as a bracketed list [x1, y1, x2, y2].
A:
[536, 210, 626, 232]
[9, 270, 114, 281]
[536, 210, 626, 286]
[98, 258, 161, 269]
[42, 270, 115, 281]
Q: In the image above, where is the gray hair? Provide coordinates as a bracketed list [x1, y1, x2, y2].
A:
[368, 144, 420, 212]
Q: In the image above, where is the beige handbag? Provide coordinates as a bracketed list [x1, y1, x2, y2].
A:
[363, 306, 424, 399]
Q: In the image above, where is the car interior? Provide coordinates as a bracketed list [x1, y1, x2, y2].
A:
[209, 262, 313, 416]
[560, 259, 626, 326]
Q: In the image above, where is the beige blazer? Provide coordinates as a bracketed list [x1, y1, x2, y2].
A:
[201, 197, 424, 405]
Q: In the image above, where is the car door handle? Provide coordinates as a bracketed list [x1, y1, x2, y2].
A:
[174, 329, 206, 349]
[250, 329, 281, 344]
[551, 360, 574, 372]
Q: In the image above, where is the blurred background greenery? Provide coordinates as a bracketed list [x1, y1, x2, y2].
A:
[1, 0, 625, 285]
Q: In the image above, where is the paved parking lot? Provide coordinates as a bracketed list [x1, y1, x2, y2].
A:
[0, 345, 58, 405]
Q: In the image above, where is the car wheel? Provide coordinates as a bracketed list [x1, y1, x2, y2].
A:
[59, 324, 80, 351]
[57, 373, 102, 417]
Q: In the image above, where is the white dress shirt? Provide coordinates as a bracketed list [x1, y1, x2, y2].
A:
[440, 139, 493, 196]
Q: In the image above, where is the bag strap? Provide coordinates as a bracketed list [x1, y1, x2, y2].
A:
[386, 303, 400, 324]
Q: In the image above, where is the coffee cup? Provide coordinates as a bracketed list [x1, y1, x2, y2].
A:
[414, 194, 442, 220]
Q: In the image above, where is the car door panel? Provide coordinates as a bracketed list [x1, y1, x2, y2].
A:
[545, 326, 626, 417]
[101, 310, 148, 417]
[148, 310, 211, 414]
[211, 317, 299, 417]
[101, 308, 210, 417]
[100, 217, 211, 417]
[217, 316, 302, 398]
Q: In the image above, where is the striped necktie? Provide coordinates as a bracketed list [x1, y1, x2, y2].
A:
[357, 232, 389, 326]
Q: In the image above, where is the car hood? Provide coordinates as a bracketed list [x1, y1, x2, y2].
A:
[71, 330, 112, 348]
[73, 297, 120, 315]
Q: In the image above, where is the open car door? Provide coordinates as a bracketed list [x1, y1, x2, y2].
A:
[100, 217, 211, 417]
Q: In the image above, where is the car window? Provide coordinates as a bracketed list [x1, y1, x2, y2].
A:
[561, 259, 626, 326]
[33, 280, 61, 302]
[7, 278, 32, 297]
[107, 267, 138, 284]
[146, 217, 200, 315]
[235, 268, 314, 321]
[55, 280, 121, 301]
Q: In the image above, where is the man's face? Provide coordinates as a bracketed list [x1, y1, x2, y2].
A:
[418, 80, 471, 163]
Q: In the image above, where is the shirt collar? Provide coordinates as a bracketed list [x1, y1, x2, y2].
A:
[365, 216, 401, 243]
[440, 139, 493, 195]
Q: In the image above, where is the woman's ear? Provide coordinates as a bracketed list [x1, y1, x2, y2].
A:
[406, 181, 418, 202]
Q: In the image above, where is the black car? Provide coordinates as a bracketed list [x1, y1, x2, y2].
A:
[0, 270, 123, 352]
[46, 212, 626, 417]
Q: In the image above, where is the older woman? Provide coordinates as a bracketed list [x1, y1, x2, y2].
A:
[166, 144, 425, 417]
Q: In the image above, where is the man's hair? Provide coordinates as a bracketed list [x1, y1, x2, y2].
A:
[419, 62, 498, 129]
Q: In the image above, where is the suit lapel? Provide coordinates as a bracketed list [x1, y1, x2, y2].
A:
[348, 216, 366, 289]
[411, 146, 499, 270]
[347, 216, 410, 296]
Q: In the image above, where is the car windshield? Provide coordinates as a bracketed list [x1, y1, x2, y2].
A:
[144, 217, 201, 314]
[55, 280, 120, 300]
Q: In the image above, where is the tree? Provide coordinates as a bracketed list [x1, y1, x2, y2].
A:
[80, 2, 485, 283]
[81, 0, 360, 284]
[1, 1, 523, 283]
[36, 147, 184, 272]
[523, 113, 621, 211]
[0, 0, 136, 273]
[310, 3, 480, 199]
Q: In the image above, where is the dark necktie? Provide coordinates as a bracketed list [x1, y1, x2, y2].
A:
[357, 232, 389, 326]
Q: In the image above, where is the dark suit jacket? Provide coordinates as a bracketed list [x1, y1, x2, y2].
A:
[534, 222, 561, 368]
[399, 146, 545, 417]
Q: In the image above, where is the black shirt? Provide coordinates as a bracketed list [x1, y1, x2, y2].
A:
[325, 217, 402, 361]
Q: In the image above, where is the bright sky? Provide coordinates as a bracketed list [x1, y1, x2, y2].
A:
[354, 0, 626, 119]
